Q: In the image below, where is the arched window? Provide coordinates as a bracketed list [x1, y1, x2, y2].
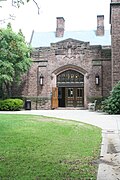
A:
[57, 70, 84, 87]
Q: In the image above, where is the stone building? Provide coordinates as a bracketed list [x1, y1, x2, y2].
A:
[12, 0, 120, 109]
[20, 15, 112, 110]
[20, 0, 120, 110]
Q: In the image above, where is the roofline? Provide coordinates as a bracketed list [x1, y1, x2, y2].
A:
[110, 2, 120, 24]
[50, 38, 89, 45]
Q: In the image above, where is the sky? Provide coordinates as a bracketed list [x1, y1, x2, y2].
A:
[0, 0, 111, 41]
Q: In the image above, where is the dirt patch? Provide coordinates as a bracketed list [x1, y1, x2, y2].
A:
[107, 143, 118, 154]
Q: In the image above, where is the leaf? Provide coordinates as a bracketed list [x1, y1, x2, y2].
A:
[0, 24, 32, 97]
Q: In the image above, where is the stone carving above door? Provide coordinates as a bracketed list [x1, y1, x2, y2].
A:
[54, 38, 89, 59]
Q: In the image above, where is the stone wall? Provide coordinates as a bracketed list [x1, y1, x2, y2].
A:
[110, 2, 120, 87]
[111, 0, 120, 2]
[25, 97, 51, 110]
[102, 59, 112, 96]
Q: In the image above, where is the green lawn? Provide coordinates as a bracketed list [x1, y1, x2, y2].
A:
[0, 114, 101, 180]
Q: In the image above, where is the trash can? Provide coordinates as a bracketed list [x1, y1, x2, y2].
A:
[25, 100, 31, 110]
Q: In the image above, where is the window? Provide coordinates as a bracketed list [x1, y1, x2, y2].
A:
[57, 70, 84, 84]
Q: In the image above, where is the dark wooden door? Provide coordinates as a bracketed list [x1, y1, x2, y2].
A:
[75, 88, 84, 107]
[58, 87, 65, 107]
[65, 87, 84, 107]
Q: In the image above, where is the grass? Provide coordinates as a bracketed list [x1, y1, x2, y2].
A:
[0, 114, 101, 180]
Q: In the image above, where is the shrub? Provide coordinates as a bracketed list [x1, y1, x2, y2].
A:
[102, 81, 120, 114]
[0, 99, 24, 111]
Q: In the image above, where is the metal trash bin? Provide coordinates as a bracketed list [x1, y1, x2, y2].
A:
[25, 100, 31, 110]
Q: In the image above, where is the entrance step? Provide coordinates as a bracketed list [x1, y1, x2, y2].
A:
[55, 107, 86, 110]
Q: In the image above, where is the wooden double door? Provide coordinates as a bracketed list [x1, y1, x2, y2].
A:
[58, 87, 84, 107]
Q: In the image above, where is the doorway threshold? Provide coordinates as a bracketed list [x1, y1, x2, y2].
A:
[56, 107, 85, 110]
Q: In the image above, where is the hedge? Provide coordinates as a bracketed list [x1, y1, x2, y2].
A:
[0, 99, 24, 111]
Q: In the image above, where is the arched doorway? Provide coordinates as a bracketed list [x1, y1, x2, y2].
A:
[57, 70, 84, 107]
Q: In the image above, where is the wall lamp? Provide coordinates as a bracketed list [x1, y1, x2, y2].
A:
[95, 74, 100, 85]
[39, 74, 44, 86]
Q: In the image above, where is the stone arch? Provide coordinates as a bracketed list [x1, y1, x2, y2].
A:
[52, 64, 87, 76]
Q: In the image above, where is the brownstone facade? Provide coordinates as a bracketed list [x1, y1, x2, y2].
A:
[20, 37, 111, 109]
[110, 1, 120, 87]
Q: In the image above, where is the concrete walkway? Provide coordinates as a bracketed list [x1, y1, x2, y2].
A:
[0, 109, 120, 179]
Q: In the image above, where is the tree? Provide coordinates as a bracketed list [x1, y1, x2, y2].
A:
[0, 0, 40, 14]
[0, 23, 32, 98]
[102, 81, 120, 114]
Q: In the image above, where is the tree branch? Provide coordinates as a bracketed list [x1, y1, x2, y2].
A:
[32, 0, 40, 14]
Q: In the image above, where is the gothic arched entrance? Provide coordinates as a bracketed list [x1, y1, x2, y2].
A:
[57, 70, 84, 107]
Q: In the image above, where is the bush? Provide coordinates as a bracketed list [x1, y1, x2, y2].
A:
[0, 99, 24, 111]
[102, 81, 120, 114]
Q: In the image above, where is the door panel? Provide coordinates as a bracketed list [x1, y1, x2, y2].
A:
[65, 87, 84, 107]
[52, 87, 58, 109]
[75, 88, 84, 107]
[66, 88, 74, 107]
[58, 87, 65, 107]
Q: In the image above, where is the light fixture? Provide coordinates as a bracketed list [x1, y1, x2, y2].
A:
[39, 74, 44, 86]
[95, 74, 100, 85]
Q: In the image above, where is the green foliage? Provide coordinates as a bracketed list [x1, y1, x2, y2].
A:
[0, 0, 30, 8]
[0, 98, 23, 111]
[13, 0, 30, 7]
[0, 23, 32, 97]
[102, 81, 120, 114]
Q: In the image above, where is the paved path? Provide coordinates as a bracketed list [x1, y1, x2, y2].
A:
[1, 110, 120, 179]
